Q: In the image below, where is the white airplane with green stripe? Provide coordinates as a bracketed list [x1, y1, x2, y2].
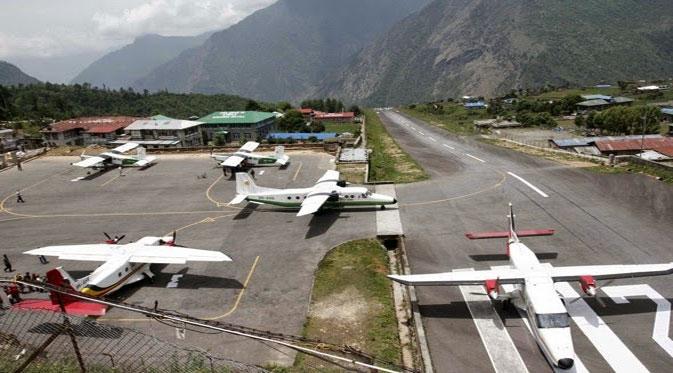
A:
[212, 141, 289, 168]
[230, 170, 397, 216]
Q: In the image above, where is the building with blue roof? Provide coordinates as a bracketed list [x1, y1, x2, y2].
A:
[268, 133, 337, 141]
[464, 101, 487, 109]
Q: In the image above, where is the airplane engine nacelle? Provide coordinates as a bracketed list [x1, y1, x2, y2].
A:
[485, 279, 499, 300]
[336, 180, 348, 187]
[327, 191, 340, 202]
[579, 275, 596, 296]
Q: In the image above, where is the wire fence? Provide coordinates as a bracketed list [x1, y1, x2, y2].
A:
[0, 307, 267, 373]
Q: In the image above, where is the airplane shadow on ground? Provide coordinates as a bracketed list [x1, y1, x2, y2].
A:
[233, 203, 259, 220]
[305, 210, 343, 239]
[417, 297, 672, 322]
[29, 319, 124, 338]
[78, 168, 113, 180]
[469, 252, 559, 262]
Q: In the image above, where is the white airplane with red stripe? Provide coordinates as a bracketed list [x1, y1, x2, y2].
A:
[389, 204, 673, 371]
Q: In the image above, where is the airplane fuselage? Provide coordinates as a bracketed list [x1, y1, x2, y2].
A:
[213, 152, 281, 167]
[500, 241, 576, 371]
[246, 186, 396, 209]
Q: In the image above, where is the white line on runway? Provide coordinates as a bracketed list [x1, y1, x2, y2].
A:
[457, 269, 529, 373]
[418, 131, 425, 135]
[603, 284, 673, 358]
[555, 282, 649, 372]
[428, 137, 437, 142]
[507, 172, 549, 198]
[465, 153, 486, 163]
[442, 144, 455, 150]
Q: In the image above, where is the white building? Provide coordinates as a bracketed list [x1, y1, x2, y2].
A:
[114, 115, 204, 148]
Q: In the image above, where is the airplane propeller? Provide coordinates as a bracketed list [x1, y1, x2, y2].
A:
[566, 279, 616, 308]
[103, 232, 125, 244]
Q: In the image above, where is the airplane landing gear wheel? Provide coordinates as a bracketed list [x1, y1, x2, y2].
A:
[381, 205, 386, 210]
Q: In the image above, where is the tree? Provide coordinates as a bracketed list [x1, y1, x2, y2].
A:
[349, 105, 361, 116]
[574, 115, 586, 128]
[245, 99, 262, 111]
[276, 110, 306, 132]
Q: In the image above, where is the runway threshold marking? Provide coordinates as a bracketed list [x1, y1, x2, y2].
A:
[457, 268, 529, 373]
[428, 137, 437, 142]
[507, 172, 549, 198]
[206, 255, 260, 320]
[442, 144, 455, 150]
[603, 284, 673, 358]
[292, 161, 303, 182]
[465, 153, 486, 163]
[555, 282, 648, 372]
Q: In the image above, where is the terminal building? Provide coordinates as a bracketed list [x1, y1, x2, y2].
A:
[42, 116, 139, 146]
[113, 115, 204, 148]
[198, 111, 276, 143]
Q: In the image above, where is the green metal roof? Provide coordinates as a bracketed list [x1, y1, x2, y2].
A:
[198, 111, 276, 125]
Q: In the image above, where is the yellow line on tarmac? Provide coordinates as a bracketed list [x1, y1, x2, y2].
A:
[206, 255, 260, 320]
[292, 161, 303, 181]
[0, 175, 56, 214]
[400, 170, 507, 207]
[102, 255, 260, 323]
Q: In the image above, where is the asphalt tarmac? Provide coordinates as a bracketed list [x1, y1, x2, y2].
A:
[0, 151, 376, 366]
[378, 109, 673, 373]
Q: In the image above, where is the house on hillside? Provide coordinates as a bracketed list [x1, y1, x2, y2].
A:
[576, 96, 633, 112]
[313, 111, 355, 123]
[112, 115, 204, 148]
[662, 108, 673, 123]
[42, 116, 139, 146]
[464, 101, 487, 109]
[197, 111, 276, 143]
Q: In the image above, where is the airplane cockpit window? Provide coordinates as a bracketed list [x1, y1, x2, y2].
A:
[536, 313, 570, 328]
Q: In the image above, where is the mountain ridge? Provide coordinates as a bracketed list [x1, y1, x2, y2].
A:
[0, 60, 40, 86]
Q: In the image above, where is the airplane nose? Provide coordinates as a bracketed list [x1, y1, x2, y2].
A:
[557, 358, 574, 370]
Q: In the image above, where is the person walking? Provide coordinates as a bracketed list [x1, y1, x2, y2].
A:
[3, 255, 13, 273]
[119, 166, 124, 177]
[15, 190, 24, 203]
[16, 160, 22, 171]
[250, 169, 255, 179]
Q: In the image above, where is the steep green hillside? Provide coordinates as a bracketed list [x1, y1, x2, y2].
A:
[134, 0, 431, 101]
[320, 0, 673, 105]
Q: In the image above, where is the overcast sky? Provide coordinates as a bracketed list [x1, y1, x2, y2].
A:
[0, 0, 276, 59]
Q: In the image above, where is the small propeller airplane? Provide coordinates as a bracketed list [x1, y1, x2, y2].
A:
[22, 232, 231, 298]
[72, 142, 157, 169]
[230, 170, 397, 216]
[388, 204, 673, 371]
[211, 141, 289, 168]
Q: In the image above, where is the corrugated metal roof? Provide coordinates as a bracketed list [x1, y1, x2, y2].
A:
[552, 138, 594, 147]
[552, 135, 664, 148]
[314, 112, 355, 120]
[581, 94, 612, 100]
[662, 108, 673, 115]
[464, 101, 486, 108]
[126, 118, 202, 131]
[43, 116, 139, 133]
[269, 133, 337, 140]
[595, 137, 673, 152]
[198, 111, 276, 125]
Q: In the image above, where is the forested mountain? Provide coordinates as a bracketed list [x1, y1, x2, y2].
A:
[134, 0, 431, 101]
[0, 83, 257, 122]
[72, 33, 212, 89]
[0, 61, 40, 86]
[320, 0, 673, 105]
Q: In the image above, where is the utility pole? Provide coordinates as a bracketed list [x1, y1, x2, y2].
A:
[640, 113, 647, 158]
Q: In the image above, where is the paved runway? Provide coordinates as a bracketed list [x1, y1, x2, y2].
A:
[378, 109, 673, 373]
[0, 152, 376, 366]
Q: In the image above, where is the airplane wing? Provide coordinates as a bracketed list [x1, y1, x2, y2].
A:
[128, 246, 232, 264]
[297, 193, 330, 217]
[72, 156, 106, 168]
[315, 170, 340, 185]
[388, 268, 526, 286]
[221, 155, 245, 168]
[239, 141, 260, 153]
[24, 245, 119, 262]
[550, 263, 673, 282]
[112, 143, 139, 154]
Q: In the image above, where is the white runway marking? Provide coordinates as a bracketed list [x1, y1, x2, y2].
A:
[428, 137, 437, 142]
[603, 284, 673, 358]
[259, 170, 265, 175]
[457, 269, 529, 373]
[555, 282, 648, 372]
[418, 131, 425, 135]
[507, 172, 549, 198]
[442, 144, 455, 150]
[465, 153, 486, 163]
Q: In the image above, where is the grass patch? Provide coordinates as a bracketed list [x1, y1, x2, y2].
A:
[323, 122, 360, 134]
[294, 239, 401, 372]
[400, 104, 482, 135]
[365, 109, 427, 183]
[336, 163, 366, 184]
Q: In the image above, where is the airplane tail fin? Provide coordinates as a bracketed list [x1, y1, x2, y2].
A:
[46, 268, 78, 305]
[274, 146, 289, 165]
[465, 203, 554, 240]
[231, 172, 259, 204]
[137, 146, 146, 160]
